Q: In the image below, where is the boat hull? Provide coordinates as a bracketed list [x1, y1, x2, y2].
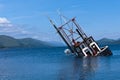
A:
[97, 46, 112, 56]
[76, 46, 112, 57]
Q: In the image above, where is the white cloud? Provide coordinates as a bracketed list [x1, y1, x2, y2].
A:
[0, 17, 12, 27]
[0, 17, 59, 41]
[0, 17, 10, 24]
[0, 17, 31, 38]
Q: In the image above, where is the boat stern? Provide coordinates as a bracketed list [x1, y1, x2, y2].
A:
[97, 46, 112, 56]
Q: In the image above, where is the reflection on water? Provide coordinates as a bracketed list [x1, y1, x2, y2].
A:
[0, 47, 117, 80]
[58, 57, 98, 80]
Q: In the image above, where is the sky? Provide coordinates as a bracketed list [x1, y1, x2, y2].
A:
[0, 0, 120, 42]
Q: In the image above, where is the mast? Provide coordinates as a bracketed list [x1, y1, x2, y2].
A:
[48, 18, 74, 53]
[72, 18, 88, 40]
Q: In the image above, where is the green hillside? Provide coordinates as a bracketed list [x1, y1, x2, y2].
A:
[0, 35, 52, 48]
[97, 38, 120, 45]
[0, 35, 119, 48]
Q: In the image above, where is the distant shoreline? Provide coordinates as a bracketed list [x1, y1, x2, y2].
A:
[0, 35, 120, 49]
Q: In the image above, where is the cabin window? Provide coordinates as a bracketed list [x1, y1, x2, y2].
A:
[89, 39, 93, 43]
[85, 49, 92, 56]
[80, 44, 85, 49]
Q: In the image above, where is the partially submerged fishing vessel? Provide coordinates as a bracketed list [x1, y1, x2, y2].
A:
[49, 16, 112, 57]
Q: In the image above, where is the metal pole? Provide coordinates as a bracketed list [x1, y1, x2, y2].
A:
[49, 19, 74, 53]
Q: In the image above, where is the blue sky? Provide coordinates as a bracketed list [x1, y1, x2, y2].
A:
[0, 0, 120, 41]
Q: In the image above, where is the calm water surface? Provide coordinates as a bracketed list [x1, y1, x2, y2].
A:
[0, 45, 120, 80]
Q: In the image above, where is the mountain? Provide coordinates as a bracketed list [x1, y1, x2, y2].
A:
[18, 38, 52, 48]
[0, 35, 52, 48]
[97, 38, 120, 45]
[0, 35, 20, 48]
[48, 41, 65, 47]
[0, 35, 120, 48]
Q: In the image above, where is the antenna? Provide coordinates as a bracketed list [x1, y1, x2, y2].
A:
[57, 9, 69, 25]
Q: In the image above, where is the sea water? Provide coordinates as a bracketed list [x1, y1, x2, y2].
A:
[0, 45, 120, 80]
